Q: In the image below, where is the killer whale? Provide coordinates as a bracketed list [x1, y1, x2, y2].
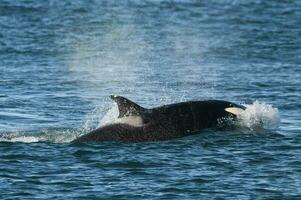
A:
[72, 95, 246, 143]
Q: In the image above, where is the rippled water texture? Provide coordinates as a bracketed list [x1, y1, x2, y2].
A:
[0, 0, 300, 199]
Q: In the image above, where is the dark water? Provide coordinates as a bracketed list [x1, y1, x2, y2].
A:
[0, 0, 300, 199]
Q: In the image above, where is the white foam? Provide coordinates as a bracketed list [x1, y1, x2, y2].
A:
[0, 129, 80, 143]
[0, 135, 39, 143]
[237, 100, 280, 130]
[0, 132, 41, 143]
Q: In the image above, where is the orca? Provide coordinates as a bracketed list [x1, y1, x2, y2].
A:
[72, 95, 245, 143]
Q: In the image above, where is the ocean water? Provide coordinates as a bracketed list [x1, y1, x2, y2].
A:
[0, 0, 300, 199]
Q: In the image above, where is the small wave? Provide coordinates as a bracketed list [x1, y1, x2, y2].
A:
[236, 100, 280, 131]
[0, 129, 81, 143]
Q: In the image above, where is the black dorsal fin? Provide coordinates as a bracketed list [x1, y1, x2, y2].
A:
[110, 95, 145, 118]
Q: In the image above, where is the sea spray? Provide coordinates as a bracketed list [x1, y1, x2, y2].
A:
[237, 100, 280, 130]
[98, 102, 119, 127]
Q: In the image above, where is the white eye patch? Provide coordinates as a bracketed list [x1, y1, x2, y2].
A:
[225, 107, 244, 116]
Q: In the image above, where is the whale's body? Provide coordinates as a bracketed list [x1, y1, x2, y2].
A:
[72, 96, 245, 143]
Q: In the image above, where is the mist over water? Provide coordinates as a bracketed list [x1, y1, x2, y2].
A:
[0, 0, 301, 199]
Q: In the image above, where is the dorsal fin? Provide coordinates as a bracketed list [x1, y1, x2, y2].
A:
[110, 95, 145, 118]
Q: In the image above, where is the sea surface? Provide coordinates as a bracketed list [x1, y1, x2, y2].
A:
[0, 0, 300, 199]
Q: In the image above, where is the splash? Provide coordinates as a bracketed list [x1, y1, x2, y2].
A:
[88, 99, 281, 132]
[0, 102, 119, 144]
[0, 100, 280, 143]
[236, 100, 280, 130]
[98, 102, 119, 127]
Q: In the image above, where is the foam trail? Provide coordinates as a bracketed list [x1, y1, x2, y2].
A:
[0, 129, 81, 143]
[1, 135, 40, 143]
[237, 100, 280, 130]
[0, 101, 119, 144]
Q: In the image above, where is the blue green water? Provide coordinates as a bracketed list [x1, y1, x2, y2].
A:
[0, 0, 300, 199]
